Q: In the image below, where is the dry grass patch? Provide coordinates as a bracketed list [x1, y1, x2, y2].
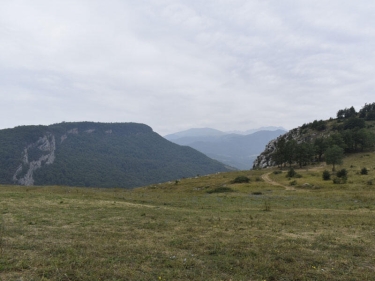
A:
[1, 167, 375, 280]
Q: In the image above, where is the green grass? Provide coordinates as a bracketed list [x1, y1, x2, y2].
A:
[1, 155, 375, 280]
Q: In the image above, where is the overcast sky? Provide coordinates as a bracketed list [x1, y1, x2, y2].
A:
[1, 1, 374, 135]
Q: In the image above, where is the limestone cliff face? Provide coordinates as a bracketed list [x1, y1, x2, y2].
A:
[252, 138, 278, 169]
[10, 125, 133, 186]
[13, 133, 56, 186]
[252, 128, 303, 169]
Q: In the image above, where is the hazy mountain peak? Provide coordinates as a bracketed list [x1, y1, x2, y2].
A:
[164, 128, 226, 140]
[226, 126, 287, 135]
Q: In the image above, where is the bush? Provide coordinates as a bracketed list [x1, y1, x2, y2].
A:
[207, 187, 234, 194]
[322, 170, 331, 181]
[252, 191, 263, 195]
[286, 168, 296, 178]
[285, 168, 302, 178]
[290, 180, 297, 186]
[361, 167, 368, 175]
[231, 176, 250, 184]
[273, 170, 282, 175]
[336, 169, 348, 178]
[333, 177, 347, 184]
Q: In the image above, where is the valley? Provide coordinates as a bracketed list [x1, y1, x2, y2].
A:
[2, 103, 375, 280]
[165, 128, 286, 170]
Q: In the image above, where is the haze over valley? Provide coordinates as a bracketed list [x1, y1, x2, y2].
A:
[165, 127, 286, 169]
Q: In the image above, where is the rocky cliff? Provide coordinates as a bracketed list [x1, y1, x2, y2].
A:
[252, 127, 306, 169]
[13, 133, 56, 186]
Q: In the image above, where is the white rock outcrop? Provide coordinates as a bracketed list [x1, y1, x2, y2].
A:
[13, 133, 56, 186]
[253, 128, 303, 169]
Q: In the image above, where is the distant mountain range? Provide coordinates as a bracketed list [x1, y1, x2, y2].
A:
[226, 126, 287, 135]
[0, 122, 232, 188]
[164, 128, 287, 170]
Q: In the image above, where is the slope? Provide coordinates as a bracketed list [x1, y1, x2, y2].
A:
[0, 122, 231, 188]
[1, 154, 375, 280]
[253, 102, 375, 169]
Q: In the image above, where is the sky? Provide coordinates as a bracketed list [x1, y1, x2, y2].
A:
[1, 0, 374, 135]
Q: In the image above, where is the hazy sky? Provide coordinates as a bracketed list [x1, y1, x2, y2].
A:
[1, 1, 374, 135]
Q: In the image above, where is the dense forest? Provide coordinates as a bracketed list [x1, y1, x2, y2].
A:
[0, 122, 231, 188]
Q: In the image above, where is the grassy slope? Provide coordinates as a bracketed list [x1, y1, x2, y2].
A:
[1, 153, 375, 280]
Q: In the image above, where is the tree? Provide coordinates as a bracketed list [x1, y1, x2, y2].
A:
[284, 139, 297, 167]
[343, 117, 365, 130]
[358, 102, 375, 119]
[295, 142, 314, 168]
[273, 137, 286, 168]
[337, 109, 345, 119]
[325, 145, 344, 171]
[345, 106, 357, 118]
[366, 111, 375, 120]
[326, 133, 345, 150]
[337, 106, 357, 119]
[310, 120, 326, 131]
[314, 137, 328, 162]
[341, 130, 354, 152]
[354, 128, 375, 151]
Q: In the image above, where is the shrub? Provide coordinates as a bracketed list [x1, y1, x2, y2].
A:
[286, 168, 296, 178]
[361, 167, 368, 175]
[336, 169, 348, 178]
[322, 170, 331, 181]
[290, 180, 297, 186]
[285, 168, 302, 178]
[231, 176, 250, 184]
[273, 170, 282, 175]
[333, 177, 347, 184]
[207, 187, 234, 194]
[367, 180, 373, 186]
[252, 191, 263, 195]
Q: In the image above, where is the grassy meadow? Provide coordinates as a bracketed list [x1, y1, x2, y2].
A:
[1, 152, 375, 280]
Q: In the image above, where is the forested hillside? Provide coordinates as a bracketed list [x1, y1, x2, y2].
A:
[0, 122, 231, 188]
[254, 102, 375, 169]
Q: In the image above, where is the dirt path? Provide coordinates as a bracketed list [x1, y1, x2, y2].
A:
[261, 172, 296, 191]
[261, 164, 326, 191]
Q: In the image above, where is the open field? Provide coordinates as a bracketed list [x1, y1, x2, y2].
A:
[1, 153, 375, 280]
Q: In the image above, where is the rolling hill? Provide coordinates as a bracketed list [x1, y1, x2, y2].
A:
[1, 152, 375, 280]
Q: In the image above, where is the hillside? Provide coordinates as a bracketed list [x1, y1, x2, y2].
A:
[254, 102, 375, 169]
[166, 129, 286, 169]
[0, 122, 231, 188]
[1, 152, 375, 280]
